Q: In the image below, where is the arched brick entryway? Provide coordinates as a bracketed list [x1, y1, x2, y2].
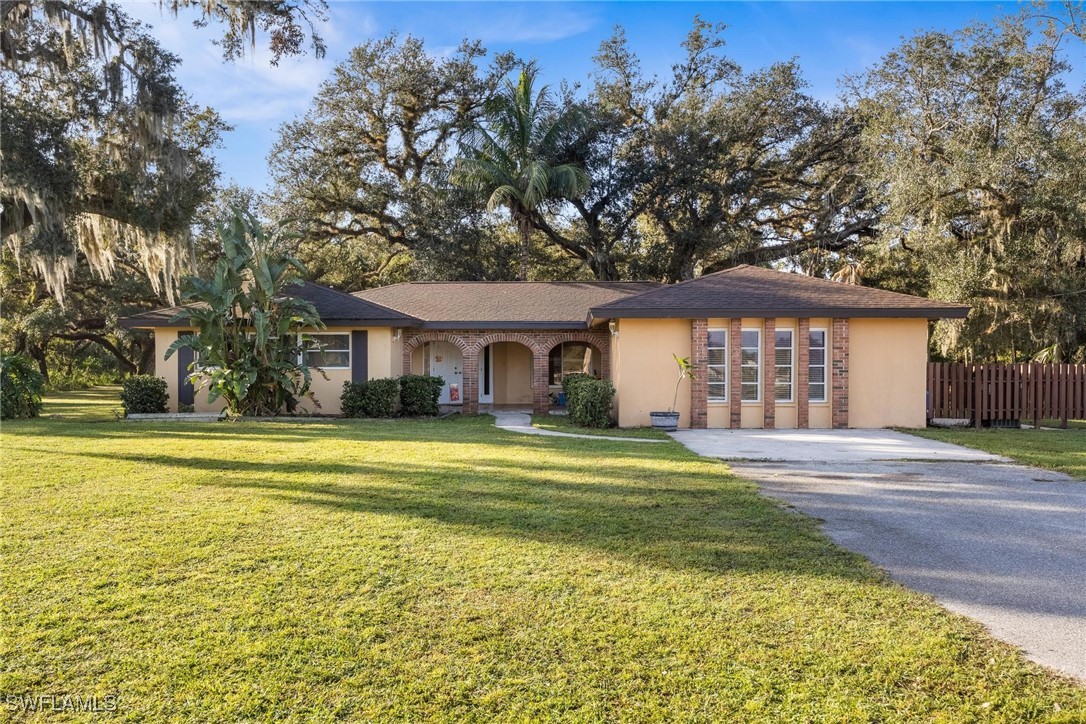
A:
[399, 328, 611, 415]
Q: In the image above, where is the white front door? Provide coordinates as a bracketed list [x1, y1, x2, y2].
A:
[478, 345, 494, 404]
[428, 341, 463, 405]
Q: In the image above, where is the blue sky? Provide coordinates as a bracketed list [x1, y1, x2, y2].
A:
[125, 1, 1060, 192]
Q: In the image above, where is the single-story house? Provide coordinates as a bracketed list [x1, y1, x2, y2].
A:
[120, 265, 968, 428]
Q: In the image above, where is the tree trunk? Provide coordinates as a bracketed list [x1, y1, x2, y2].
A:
[517, 215, 532, 281]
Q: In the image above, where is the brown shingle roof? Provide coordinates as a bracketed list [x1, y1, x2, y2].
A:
[590, 265, 970, 320]
[119, 281, 418, 329]
[353, 281, 662, 329]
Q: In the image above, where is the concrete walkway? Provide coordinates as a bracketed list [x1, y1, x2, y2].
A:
[669, 428, 1006, 462]
[490, 412, 666, 443]
[668, 429, 1085, 680]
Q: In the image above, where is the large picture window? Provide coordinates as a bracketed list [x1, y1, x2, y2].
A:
[707, 329, 727, 401]
[301, 333, 350, 369]
[740, 329, 761, 402]
[549, 343, 595, 385]
[809, 329, 827, 402]
[774, 329, 793, 402]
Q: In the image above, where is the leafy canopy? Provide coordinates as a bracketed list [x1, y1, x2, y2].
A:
[455, 62, 590, 280]
[165, 210, 324, 416]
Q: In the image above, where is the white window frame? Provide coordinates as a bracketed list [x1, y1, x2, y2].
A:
[809, 328, 828, 403]
[299, 332, 351, 370]
[740, 328, 761, 403]
[707, 329, 727, 402]
[774, 329, 794, 403]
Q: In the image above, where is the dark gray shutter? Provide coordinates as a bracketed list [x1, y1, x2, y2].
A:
[177, 338, 195, 406]
[351, 331, 369, 382]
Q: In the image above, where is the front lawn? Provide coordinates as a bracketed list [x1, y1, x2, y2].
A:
[2, 389, 1083, 720]
[909, 427, 1086, 480]
[531, 414, 669, 439]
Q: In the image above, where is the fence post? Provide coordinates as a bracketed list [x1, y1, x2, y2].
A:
[1061, 363, 1070, 429]
[974, 363, 982, 429]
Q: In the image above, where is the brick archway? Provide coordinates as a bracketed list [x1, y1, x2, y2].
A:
[399, 328, 612, 416]
[401, 332, 470, 375]
[401, 332, 472, 411]
[539, 332, 611, 379]
[470, 333, 547, 414]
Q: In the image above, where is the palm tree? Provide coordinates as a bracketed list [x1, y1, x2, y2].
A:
[455, 63, 589, 280]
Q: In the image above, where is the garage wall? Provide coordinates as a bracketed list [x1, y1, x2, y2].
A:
[612, 318, 692, 428]
[848, 318, 929, 428]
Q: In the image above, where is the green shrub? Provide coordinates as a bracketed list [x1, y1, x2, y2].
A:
[341, 381, 366, 418]
[178, 403, 195, 413]
[567, 378, 615, 428]
[341, 378, 399, 418]
[0, 354, 45, 420]
[120, 375, 169, 415]
[561, 372, 592, 396]
[399, 375, 444, 417]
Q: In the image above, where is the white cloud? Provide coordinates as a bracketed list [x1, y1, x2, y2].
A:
[472, 5, 598, 43]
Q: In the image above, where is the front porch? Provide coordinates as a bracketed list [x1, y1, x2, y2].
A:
[402, 329, 610, 415]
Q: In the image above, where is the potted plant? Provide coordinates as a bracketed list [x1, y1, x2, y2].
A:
[650, 354, 695, 431]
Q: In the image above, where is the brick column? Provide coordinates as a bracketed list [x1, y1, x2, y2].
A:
[797, 318, 810, 429]
[532, 351, 550, 415]
[689, 319, 708, 429]
[832, 318, 850, 428]
[762, 319, 776, 429]
[729, 319, 742, 428]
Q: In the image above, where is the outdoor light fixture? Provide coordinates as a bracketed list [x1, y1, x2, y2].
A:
[393, 328, 402, 341]
[608, 320, 618, 337]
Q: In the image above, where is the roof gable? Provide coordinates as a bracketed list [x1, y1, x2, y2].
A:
[590, 265, 969, 319]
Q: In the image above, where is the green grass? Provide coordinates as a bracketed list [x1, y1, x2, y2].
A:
[908, 427, 1086, 480]
[2, 389, 1084, 721]
[35, 385, 124, 422]
[531, 414, 669, 439]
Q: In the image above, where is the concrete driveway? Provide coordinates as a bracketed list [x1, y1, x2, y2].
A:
[669, 429, 1086, 680]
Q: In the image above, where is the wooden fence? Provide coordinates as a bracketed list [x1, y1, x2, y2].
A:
[927, 363, 1086, 429]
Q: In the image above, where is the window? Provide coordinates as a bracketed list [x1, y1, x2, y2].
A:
[774, 329, 793, 402]
[740, 329, 760, 402]
[301, 333, 350, 369]
[707, 329, 727, 401]
[809, 329, 827, 402]
[549, 343, 595, 385]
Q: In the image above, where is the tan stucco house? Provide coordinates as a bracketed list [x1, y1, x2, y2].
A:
[120, 265, 968, 428]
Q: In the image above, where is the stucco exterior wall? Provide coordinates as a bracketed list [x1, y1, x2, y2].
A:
[492, 342, 533, 405]
[848, 317, 928, 428]
[154, 329, 180, 412]
[152, 325, 397, 416]
[612, 318, 692, 428]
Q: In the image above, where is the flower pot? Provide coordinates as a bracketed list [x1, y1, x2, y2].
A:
[650, 411, 680, 432]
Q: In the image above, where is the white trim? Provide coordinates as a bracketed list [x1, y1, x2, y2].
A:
[478, 344, 494, 404]
[740, 328, 761, 403]
[808, 327, 828, 403]
[774, 328, 794, 403]
[299, 332, 351, 370]
[707, 328, 728, 402]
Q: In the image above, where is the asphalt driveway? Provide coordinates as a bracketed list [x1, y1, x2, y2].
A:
[669, 429, 1086, 680]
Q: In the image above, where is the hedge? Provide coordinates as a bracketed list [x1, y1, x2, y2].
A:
[120, 375, 169, 415]
[341, 378, 399, 418]
[0, 354, 45, 420]
[567, 378, 615, 428]
[561, 372, 593, 397]
[399, 375, 444, 417]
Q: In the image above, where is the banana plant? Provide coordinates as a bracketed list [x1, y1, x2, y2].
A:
[165, 208, 324, 416]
